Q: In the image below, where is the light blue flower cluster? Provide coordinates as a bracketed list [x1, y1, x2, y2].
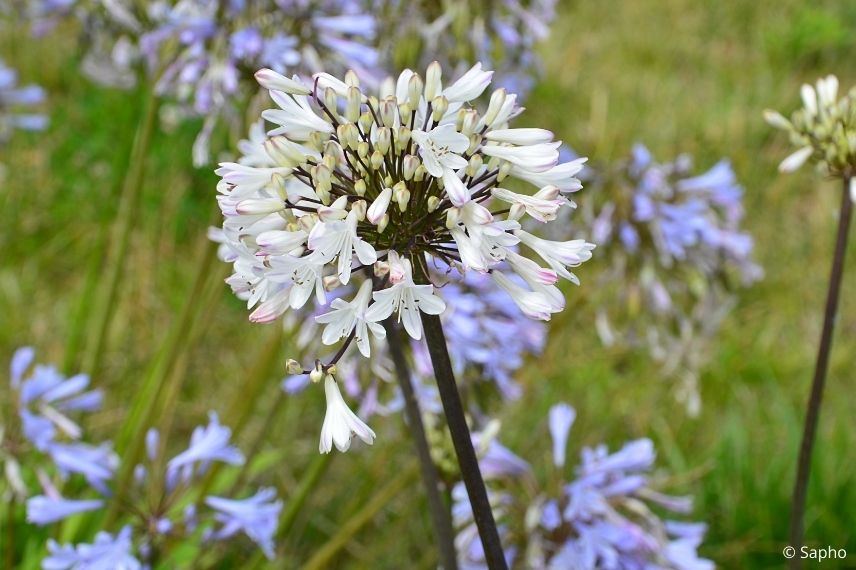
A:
[375, 0, 558, 96]
[454, 403, 713, 569]
[0, 59, 47, 144]
[4, 348, 109, 499]
[20, 0, 382, 163]
[11, 349, 282, 565]
[576, 145, 761, 413]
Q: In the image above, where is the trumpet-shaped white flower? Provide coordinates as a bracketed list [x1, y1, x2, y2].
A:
[364, 255, 446, 340]
[308, 211, 377, 284]
[316, 280, 386, 357]
[320, 374, 375, 453]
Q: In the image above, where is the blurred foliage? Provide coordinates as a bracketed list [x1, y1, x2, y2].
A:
[2, 0, 856, 568]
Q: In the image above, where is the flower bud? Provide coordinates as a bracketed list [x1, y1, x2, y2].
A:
[414, 164, 427, 182]
[298, 214, 317, 233]
[427, 195, 440, 212]
[286, 359, 303, 375]
[397, 101, 412, 122]
[354, 178, 367, 196]
[397, 126, 411, 150]
[370, 150, 384, 170]
[467, 133, 482, 154]
[367, 187, 392, 223]
[393, 182, 410, 212]
[346, 86, 361, 122]
[408, 74, 423, 108]
[344, 69, 359, 88]
[309, 362, 324, 383]
[357, 141, 370, 158]
[380, 97, 397, 128]
[461, 110, 479, 136]
[432, 95, 449, 122]
[484, 88, 507, 126]
[425, 61, 442, 101]
[376, 127, 392, 155]
[323, 86, 337, 111]
[402, 155, 420, 180]
[359, 111, 373, 133]
[498, 160, 513, 182]
[466, 154, 483, 177]
[377, 213, 389, 233]
[352, 199, 367, 221]
[254, 69, 310, 95]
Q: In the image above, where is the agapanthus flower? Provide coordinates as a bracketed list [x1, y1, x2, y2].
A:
[0, 58, 47, 144]
[23, 0, 383, 164]
[453, 403, 713, 569]
[3, 348, 112, 499]
[44, 526, 142, 570]
[573, 145, 760, 414]
[140, 0, 384, 164]
[26, 411, 282, 564]
[205, 488, 283, 559]
[766, 75, 856, 200]
[374, 0, 558, 97]
[214, 61, 593, 452]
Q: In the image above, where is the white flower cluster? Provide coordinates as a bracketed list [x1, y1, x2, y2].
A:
[766, 75, 856, 200]
[214, 61, 594, 452]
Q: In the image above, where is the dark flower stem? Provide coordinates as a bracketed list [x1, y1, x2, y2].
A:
[789, 176, 853, 566]
[384, 319, 459, 570]
[414, 258, 507, 570]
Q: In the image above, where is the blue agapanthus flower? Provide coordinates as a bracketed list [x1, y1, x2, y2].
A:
[26, 409, 282, 564]
[44, 526, 142, 570]
[374, 0, 558, 98]
[4, 347, 114, 500]
[576, 144, 761, 414]
[0, 59, 48, 143]
[453, 403, 713, 569]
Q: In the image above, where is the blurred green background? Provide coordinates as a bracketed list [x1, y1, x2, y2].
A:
[2, 0, 855, 567]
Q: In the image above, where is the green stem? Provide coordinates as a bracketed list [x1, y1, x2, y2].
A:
[384, 319, 459, 570]
[82, 87, 160, 379]
[302, 463, 418, 570]
[103, 239, 218, 527]
[279, 452, 334, 537]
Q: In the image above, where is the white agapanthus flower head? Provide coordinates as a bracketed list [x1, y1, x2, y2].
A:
[214, 61, 594, 452]
[766, 74, 856, 200]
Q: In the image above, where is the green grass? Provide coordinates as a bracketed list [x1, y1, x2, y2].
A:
[2, 0, 856, 568]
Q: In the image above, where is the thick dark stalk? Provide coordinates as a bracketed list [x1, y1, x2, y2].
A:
[414, 260, 507, 570]
[384, 319, 459, 570]
[789, 176, 853, 566]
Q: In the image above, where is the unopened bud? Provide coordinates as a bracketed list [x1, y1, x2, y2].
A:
[324, 87, 337, 113]
[427, 195, 440, 212]
[425, 61, 442, 101]
[408, 74, 423, 108]
[344, 69, 359, 88]
[359, 111, 373, 133]
[402, 155, 419, 180]
[352, 199, 367, 220]
[466, 154, 483, 177]
[432, 96, 449, 122]
[446, 207, 460, 229]
[357, 141, 370, 158]
[354, 179, 367, 196]
[376, 127, 392, 155]
[484, 88, 507, 126]
[346, 86, 361, 122]
[498, 160, 512, 182]
[380, 97, 397, 127]
[286, 359, 302, 375]
[309, 362, 324, 383]
[370, 150, 384, 170]
[377, 213, 389, 233]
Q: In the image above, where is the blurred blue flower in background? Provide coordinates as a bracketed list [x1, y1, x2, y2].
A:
[0, 59, 47, 144]
[573, 145, 761, 414]
[44, 526, 142, 570]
